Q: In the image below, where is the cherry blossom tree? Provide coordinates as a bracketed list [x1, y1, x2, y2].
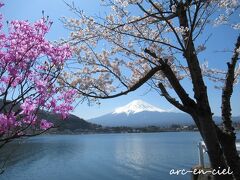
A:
[0, 3, 76, 150]
[62, 0, 240, 179]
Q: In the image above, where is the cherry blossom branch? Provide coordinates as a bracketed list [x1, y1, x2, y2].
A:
[63, 65, 162, 99]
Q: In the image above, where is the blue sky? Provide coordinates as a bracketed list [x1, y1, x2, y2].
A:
[1, 0, 240, 119]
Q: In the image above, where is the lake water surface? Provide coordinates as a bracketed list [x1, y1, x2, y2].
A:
[0, 132, 207, 180]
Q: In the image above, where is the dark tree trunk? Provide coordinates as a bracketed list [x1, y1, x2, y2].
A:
[218, 35, 240, 180]
[192, 114, 234, 180]
[216, 129, 240, 180]
[176, 3, 240, 179]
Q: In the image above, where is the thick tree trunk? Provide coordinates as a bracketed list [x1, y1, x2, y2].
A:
[216, 129, 240, 180]
[219, 35, 240, 180]
[192, 114, 233, 180]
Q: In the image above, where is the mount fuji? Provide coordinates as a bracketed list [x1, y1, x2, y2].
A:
[88, 100, 194, 127]
[113, 99, 167, 115]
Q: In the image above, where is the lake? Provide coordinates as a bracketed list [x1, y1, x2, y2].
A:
[0, 132, 207, 180]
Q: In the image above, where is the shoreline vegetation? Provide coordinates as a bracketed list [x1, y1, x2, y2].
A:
[48, 125, 198, 135]
[47, 123, 240, 135]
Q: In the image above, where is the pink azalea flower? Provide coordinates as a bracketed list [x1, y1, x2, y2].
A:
[20, 98, 37, 115]
[40, 119, 53, 130]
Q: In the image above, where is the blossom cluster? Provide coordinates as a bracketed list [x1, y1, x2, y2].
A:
[213, 0, 239, 27]
[0, 5, 75, 135]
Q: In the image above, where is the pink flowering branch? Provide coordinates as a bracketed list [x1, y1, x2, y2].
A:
[0, 4, 76, 149]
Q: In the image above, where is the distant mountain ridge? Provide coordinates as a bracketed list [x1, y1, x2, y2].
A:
[89, 100, 240, 127]
[37, 111, 97, 132]
[0, 99, 97, 133]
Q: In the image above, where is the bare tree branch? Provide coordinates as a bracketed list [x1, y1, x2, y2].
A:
[158, 83, 188, 112]
[144, 48, 196, 110]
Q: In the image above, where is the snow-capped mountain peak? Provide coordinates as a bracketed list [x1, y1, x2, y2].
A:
[112, 99, 167, 115]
